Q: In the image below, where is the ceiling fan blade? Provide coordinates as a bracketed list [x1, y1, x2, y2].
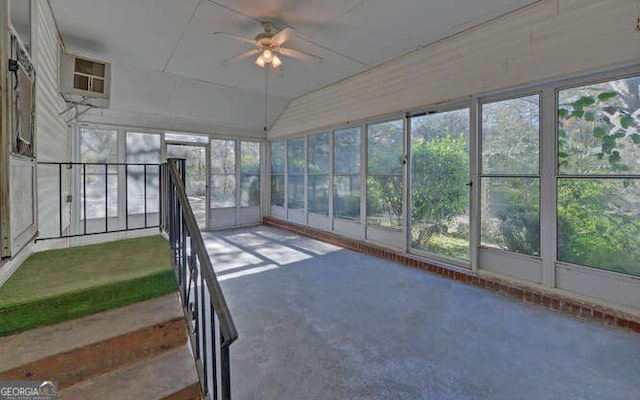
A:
[272, 27, 294, 46]
[279, 47, 323, 64]
[222, 49, 260, 66]
[211, 31, 256, 45]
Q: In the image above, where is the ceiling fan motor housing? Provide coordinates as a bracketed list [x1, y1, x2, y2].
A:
[256, 35, 275, 49]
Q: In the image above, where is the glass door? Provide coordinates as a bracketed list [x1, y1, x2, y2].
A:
[409, 108, 471, 264]
[167, 143, 208, 229]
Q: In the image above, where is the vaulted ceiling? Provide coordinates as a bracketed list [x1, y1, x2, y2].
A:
[49, 0, 539, 134]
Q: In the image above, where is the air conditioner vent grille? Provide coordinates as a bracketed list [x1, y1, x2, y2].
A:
[60, 53, 111, 108]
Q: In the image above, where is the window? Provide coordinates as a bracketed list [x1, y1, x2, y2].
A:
[333, 128, 361, 220]
[79, 127, 118, 224]
[480, 95, 540, 256]
[308, 133, 329, 215]
[557, 75, 640, 276]
[165, 132, 209, 143]
[210, 139, 236, 208]
[240, 142, 261, 207]
[287, 137, 305, 210]
[126, 132, 160, 225]
[270, 140, 285, 207]
[367, 120, 403, 228]
[410, 109, 470, 261]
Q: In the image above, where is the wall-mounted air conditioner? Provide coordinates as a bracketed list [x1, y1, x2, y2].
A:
[60, 52, 111, 108]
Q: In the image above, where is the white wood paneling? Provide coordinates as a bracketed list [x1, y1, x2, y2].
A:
[479, 248, 543, 284]
[270, 206, 286, 219]
[209, 208, 237, 230]
[366, 225, 403, 251]
[270, 0, 640, 137]
[308, 213, 329, 230]
[556, 263, 640, 311]
[9, 156, 36, 254]
[33, 0, 70, 245]
[238, 206, 260, 226]
[333, 219, 363, 240]
[287, 208, 306, 225]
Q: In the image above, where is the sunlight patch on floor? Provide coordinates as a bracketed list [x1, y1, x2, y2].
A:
[251, 244, 311, 266]
[217, 264, 279, 282]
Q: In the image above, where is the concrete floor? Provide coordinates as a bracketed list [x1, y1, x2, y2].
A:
[203, 226, 640, 400]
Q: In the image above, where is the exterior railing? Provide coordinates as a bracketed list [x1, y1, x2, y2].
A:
[36, 161, 160, 240]
[160, 158, 238, 400]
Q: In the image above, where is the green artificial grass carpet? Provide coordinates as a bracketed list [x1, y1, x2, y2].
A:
[0, 235, 177, 336]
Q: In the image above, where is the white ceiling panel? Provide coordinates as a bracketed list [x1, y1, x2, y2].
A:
[49, 0, 541, 133]
[166, 1, 367, 97]
[51, 0, 201, 69]
[299, 0, 540, 66]
[207, 0, 365, 27]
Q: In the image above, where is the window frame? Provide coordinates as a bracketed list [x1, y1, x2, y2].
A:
[307, 131, 330, 216]
[477, 91, 543, 258]
[554, 73, 640, 277]
[365, 118, 405, 230]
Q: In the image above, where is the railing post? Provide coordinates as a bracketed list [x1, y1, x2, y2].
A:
[58, 164, 63, 238]
[83, 164, 87, 235]
[125, 164, 129, 230]
[104, 163, 108, 232]
[221, 345, 231, 400]
[144, 164, 148, 228]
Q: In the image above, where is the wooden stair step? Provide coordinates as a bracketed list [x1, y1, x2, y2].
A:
[0, 293, 187, 388]
[59, 346, 201, 400]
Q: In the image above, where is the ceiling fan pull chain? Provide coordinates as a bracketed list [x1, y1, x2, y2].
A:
[264, 67, 269, 134]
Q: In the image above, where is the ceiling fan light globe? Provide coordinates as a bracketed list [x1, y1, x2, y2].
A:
[272, 55, 282, 68]
[255, 55, 266, 67]
[262, 49, 273, 62]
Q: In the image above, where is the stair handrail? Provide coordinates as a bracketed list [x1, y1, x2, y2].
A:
[161, 158, 237, 399]
[166, 158, 237, 344]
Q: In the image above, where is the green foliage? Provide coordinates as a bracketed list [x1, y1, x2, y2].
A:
[411, 135, 468, 248]
[556, 78, 640, 276]
[367, 176, 403, 227]
[558, 179, 640, 276]
[491, 179, 540, 256]
[558, 85, 640, 174]
[334, 195, 360, 219]
[366, 122, 404, 226]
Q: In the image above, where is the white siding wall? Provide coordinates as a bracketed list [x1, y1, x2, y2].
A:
[270, 0, 640, 137]
[33, 0, 70, 246]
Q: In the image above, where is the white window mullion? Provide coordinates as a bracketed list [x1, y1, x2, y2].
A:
[469, 97, 480, 272]
[235, 140, 241, 226]
[402, 115, 410, 254]
[540, 87, 557, 288]
[360, 123, 367, 236]
[304, 136, 308, 223]
[328, 130, 335, 230]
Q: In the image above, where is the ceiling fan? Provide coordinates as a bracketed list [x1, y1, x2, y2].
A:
[213, 22, 323, 70]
